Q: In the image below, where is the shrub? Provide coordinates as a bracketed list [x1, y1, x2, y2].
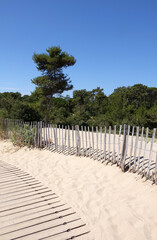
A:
[11, 124, 35, 147]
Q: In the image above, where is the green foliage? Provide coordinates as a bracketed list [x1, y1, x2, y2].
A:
[11, 124, 35, 147]
[10, 103, 41, 122]
[0, 83, 157, 129]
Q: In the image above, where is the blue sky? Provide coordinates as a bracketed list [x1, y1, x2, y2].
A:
[0, 0, 157, 96]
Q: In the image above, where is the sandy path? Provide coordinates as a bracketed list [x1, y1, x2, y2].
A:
[0, 140, 157, 240]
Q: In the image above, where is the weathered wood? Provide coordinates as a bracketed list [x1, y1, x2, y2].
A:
[52, 124, 56, 150]
[108, 126, 111, 162]
[146, 128, 156, 178]
[129, 126, 135, 169]
[40, 121, 42, 148]
[92, 126, 94, 159]
[81, 126, 84, 156]
[43, 122, 46, 147]
[75, 125, 80, 155]
[113, 125, 116, 163]
[68, 125, 70, 154]
[58, 125, 61, 152]
[141, 127, 149, 173]
[96, 126, 98, 160]
[72, 126, 74, 154]
[137, 127, 144, 171]
[48, 124, 51, 149]
[121, 124, 128, 171]
[62, 125, 64, 152]
[88, 126, 91, 157]
[133, 126, 139, 172]
[103, 126, 107, 162]
[56, 125, 58, 151]
[117, 125, 122, 165]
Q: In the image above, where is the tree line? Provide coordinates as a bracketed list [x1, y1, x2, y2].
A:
[0, 46, 156, 129]
[0, 84, 157, 129]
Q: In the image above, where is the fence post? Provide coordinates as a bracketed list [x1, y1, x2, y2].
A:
[75, 125, 80, 156]
[137, 126, 144, 171]
[103, 126, 107, 162]
[108, 126, 111, 162]
[113, 125, 116, 163]
[132, 126, 139, 172]
[146, 128, 156, 179]
[121, 124, 128, 171]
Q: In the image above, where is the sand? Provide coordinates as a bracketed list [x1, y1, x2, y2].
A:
[0, 139, 157, 240]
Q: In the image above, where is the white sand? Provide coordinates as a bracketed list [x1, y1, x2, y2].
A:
[0, 139, 157, 240]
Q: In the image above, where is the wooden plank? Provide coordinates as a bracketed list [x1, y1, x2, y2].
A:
[121, 124, 127, 171]
[81, 126, 84, 156]
[55, 125, 58, 151]
[112, 125, 116, 163]
[146, 128, 156, 178]
[72, 126, 74, 155]
[108, 126, 111, 162]
[133, 126, 139, 172]
[64, 126, 67, 153]
[141, 127, 149, 173]
[129, 126, 135, 170]
[68, 125, 70, 154]
[62, 125, 64, 153]
[137, 127, 144, 171]
[88, 126, 91, 157]
[96, 126, 98, 160]
[92, 127, 94, 159]
[103, 126, 107, 162]
[58, 125, 61, 152]
[40, 121, 43, 148]
[117, 125, 122, 165]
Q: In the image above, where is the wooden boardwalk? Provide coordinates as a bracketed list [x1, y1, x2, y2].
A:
[0, 161, 93, 240]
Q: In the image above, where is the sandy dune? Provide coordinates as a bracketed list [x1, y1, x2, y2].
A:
[0, 139, 157, 240]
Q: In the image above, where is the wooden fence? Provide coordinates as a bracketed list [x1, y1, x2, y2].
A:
[1, 119, 157, 184]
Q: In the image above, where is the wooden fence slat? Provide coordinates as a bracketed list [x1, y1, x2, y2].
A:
[62, 125, 64, 152]
[108, 126, 111, 162]
[137, 127, 144, 171]
[72, 126, 74, 154]
[121, 124, 128, 171]
[117, 125, 122, 165]
[81, 126, 84, 156]
[103, 126, 107, 162]
[40, 121, 42, 148]
[88, 126, 91, 157]
[75, 125, 80, 156]
[146, 128, 156, 178]
[92, 126, 94, 159]
[85, 126, 88, 157]
[113, 125, 116, 163]
[141, 127, 149, 173]
[133, 126, 139, 172]
[96, 126, 98, 160]
[68, 125, 70, 154]
[129, 126, 135, 169]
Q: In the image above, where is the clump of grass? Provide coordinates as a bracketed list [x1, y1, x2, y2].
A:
[10, 124, 35, 147]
